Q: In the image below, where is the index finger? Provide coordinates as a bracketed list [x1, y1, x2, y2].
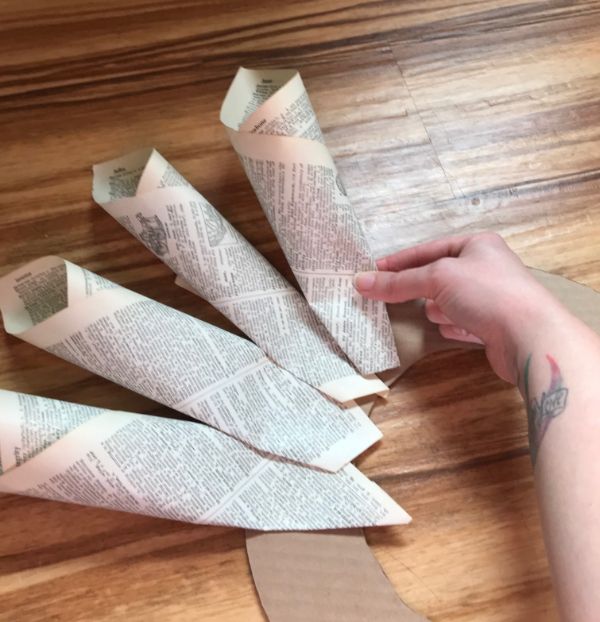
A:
[376, 235, 471, 272]
[354, 265, 437, 303]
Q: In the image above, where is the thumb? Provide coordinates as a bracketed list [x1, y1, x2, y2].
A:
[353, 266, 435, 303]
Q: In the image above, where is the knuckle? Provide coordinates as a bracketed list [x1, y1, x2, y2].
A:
[382, 273, 401, 297]
[430, 257, 454, 281]
[428, 259, 455, 296]
[474, 231, 505, 247]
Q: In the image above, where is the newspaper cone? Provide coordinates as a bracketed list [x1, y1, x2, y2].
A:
[0, 257, 382, 471]
[221, 68, 400, 375]
[92, 148, 388, 403]
[0, 390, 411, 531]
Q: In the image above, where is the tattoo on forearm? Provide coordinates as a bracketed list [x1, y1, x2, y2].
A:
[524, 354, 569, 466]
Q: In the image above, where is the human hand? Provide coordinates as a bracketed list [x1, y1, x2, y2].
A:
[354, 233, 570, 383]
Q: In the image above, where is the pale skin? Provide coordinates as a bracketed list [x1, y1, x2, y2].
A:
[354, 232, 600, 622]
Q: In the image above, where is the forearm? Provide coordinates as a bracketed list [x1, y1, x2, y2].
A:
[358, 233, 600, 616]
[516, 309, 600, 621]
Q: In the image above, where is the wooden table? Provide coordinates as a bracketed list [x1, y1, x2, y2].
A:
[1, 1, 599, 620]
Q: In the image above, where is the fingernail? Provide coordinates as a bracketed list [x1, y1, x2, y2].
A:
[354, 272, 376, 291]
[376, 258, 387, 270]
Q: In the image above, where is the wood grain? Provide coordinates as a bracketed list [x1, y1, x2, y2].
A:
[1, 0, 599, 620]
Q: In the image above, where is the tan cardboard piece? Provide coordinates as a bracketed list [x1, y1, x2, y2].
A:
[245, 268, 600, 622]
[246, 530, 430, 622]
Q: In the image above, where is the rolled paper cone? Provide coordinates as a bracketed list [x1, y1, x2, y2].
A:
[0, 389, 411, 531]
[0, 256, 383, 471]
[92, 147, 388, 403]
[221, 68, 400, 376]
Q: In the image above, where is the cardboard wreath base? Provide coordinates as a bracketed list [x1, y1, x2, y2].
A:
[246, 530, 430, 622]
[245, 269, 600, 622]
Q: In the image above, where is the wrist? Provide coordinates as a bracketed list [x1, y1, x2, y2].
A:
[506, 297, 579, 375]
